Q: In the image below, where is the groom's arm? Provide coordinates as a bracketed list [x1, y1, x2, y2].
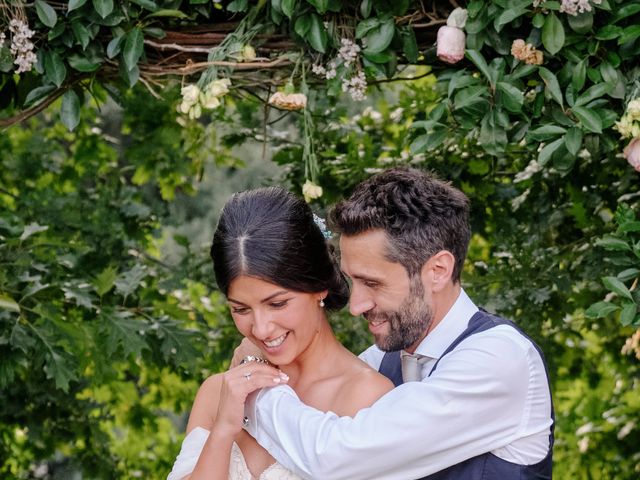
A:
[245, 328, 550, 480]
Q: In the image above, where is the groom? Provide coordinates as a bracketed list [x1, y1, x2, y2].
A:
[243, 167, 554, 479]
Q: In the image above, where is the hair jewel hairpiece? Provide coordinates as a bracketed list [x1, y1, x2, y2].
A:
[313, 213, 332, 240]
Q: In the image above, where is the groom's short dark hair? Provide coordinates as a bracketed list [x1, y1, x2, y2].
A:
[329, 167, 471, 283]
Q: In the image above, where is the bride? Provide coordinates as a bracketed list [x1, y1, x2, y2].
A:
[167, 187, 393, 480]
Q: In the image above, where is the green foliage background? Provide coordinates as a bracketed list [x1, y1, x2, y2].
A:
[1, 0, 640, 478]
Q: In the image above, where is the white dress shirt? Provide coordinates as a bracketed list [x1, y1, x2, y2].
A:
[245, 289, 553, 480]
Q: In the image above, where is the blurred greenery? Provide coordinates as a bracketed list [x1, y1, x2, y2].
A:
[1, 0, 639, 477]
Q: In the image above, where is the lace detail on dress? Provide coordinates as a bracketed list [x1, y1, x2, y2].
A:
[166, 426, 302, 480]
[229, 442, 302, 480]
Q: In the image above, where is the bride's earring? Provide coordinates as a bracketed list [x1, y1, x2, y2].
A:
[319, 298, 325, 308]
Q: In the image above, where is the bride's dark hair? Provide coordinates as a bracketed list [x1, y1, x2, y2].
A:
[210, 187, 349, 310]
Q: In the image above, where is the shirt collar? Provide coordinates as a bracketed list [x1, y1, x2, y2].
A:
[412, 288, 478, 360]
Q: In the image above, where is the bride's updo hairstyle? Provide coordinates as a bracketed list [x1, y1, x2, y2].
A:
[210, 187, 349, 310]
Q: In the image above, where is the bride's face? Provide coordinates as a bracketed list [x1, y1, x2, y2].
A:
[226, 275, 327, 365]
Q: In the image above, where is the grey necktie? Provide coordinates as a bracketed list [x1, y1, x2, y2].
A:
[401, 351, 428, 382]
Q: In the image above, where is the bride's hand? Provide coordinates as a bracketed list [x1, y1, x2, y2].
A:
[230, 337, 265, 368]
[213, 362, 288, 438]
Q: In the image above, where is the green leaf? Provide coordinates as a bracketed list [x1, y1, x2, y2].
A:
[62, 285, 95, 309]
[307, 0, 329, 14]
[618, 268, 640, 282]
[35, 0, 58, 28]
[537, 137, 564, 166]
[479, 110, 508, 156]
[68, 0, 89, 12]
[44, 50, 67, 87]
[67, 54, 102, 72]
[466, 50, 493, 87]
[60, 90, 81, 131]
[281, 0, 297, 18]
[585, 301, 619, 319]
[567, 11, 592, 34]
[564, 127, 582, 155]
[539, 67, 563, 107]
[147, 9, 189, 18]
[71, 21, 91, 50]
[572, 59, 587, 93]
[120, 62, 139, 87]
[494, 5, 529, 31]
[574, 83, 612, 107]
[24, 85, 57, 106]
[294, 14, 311, 37]
[360, 0, 372, 18]
[93, 266, 118, 296]
[92, 0, 114, 18]
[20, 223, 49, 241]
[363, 18, 395, 54]
[612, 3, 640, 23]
[453, 85, 489, 110]
[542, 12, 564, 55]
[44, 350, 76, 392]
[595, 235, 631, 251]
[107, 35, 124, 58]
[496, 81, 524, 112]
[356, 18, 380, 39]
[401, 27, 418, 63]
[410, 129, 447, 153]
[130, 0, 159, 11]
[115, 264, 146, 299]
[528, 124, 566, 141]
[620, 302, 637, 326]
[602, 276, 633, 300]
[123, 28, 144, 71]
[618, 25, 640, 45]
[102, 309, 148, 356]
[307, 14, 328, 53]
[572, 106, 602, 133]
[595, 25, 622, 40]
[0, 294, 20, 313]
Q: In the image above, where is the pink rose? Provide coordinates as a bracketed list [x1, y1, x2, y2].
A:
[623, 137, 640, 172]
[437, 26, 466, 64]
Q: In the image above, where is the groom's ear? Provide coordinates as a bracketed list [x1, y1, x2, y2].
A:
[421, 250, 455, 293]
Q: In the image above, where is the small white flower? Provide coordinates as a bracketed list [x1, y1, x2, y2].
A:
[302, 180, 323, 202]
[181, 84, 201, 106]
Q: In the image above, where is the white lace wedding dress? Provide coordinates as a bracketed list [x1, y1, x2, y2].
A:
[167, 426, 302, 480]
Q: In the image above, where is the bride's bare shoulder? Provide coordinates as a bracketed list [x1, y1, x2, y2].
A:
[339, 359, 394, 416]
[185, 373, 225, 433]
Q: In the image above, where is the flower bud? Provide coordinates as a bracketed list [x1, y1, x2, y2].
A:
[302, 180, 323, 203]
[623, 137, 640, 172]
[437, 26, 465, 64]
[241, 45, 256, 62]
[268, 92, 307, 110]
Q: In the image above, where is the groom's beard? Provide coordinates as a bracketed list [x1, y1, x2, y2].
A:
[365, 291, 433, 352]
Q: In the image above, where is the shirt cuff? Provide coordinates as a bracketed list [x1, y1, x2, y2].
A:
[243, 384, 299, 437]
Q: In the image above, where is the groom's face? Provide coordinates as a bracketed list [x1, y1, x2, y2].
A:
[340, 229, 432, 352]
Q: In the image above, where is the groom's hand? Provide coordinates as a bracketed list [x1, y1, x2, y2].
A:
[230, 337, 265, 368]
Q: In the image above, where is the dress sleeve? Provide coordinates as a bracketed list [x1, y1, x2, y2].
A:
[167, 427, 211, 480]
